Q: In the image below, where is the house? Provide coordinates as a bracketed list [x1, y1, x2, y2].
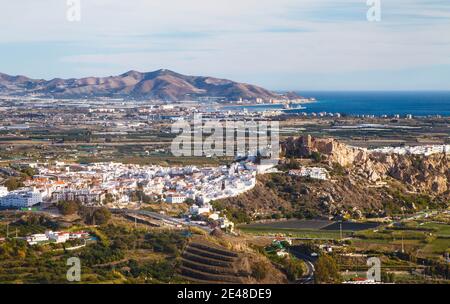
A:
[0, 188, 43, 208]
[26, 234, 49, 245]
[0, 186, 8, 198]
[276, 250, 289, 258]
[189, 203, 212, 215]
[320, 244, 333, 253]
[208, 212, 220, 221]
[165, 194, 186, 204]
[46, 231, 70, 243]
[51, 189, 105, 205]
[26, 230, 90, 246]
[219, 216, 234, 232]
[69, 231, 89, 239]
[289, 167, 329, 180]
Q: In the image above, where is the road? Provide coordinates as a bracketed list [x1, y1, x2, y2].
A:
[117, 209, 316, 283]
[288, 247, 316, 284]
[111, 208, 212, 232]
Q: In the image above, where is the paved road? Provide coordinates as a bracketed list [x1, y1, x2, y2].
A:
[288, 247, 316, 284]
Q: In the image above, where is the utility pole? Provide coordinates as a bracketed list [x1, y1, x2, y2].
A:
[340, 221, 343, 240]
[6, 223, 9, 239]
[401, 235, 405, 253]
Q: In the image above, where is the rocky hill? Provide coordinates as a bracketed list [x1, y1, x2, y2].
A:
[0, 69, 286, 101]
[218, 136, 449, 220]
[283, 135, 449, 194]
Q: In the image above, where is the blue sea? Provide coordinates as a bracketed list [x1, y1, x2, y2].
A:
[225, 91, 450, 117]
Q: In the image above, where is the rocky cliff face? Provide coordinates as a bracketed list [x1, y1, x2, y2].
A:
[283, 135, 450, 195]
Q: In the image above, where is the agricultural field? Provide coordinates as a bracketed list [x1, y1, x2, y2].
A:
[237, 219, 379, 239]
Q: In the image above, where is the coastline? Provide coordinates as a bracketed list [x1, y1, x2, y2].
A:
[219, 91, 450, 117]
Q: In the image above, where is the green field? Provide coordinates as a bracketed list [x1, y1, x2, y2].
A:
[238, 226, 352, 239]
[421, 238, 450, 256]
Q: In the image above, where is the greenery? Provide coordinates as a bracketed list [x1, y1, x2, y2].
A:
[92, 208, 111, 225]
[57, 200, 80, 216]
[127, 259, 176, 282]
[251, 261, 269, 280]
[4, 177, 25, 191]
[314, 254, 342, 284]
[310, 151, 322, 163]
[381, 271, 396, 283]
[0, 221, 188, 283]
[78, 207, 112, 225]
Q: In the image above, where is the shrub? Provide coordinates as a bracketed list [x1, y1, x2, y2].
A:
[251, 261, 269, 280]
[57, 200, 80, 216]
[314, 254, 342, 283]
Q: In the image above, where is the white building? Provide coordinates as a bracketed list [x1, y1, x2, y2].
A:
[0, 186, 8, 198]
[289, 167, 329, 180]
[0, 188, 42, 208]
[26, 234, 48, 245]
[166, 194, 186, 204]
[371, 144, 450, 157]
[219, 216, 235, 232]
[46, 231, 70, 243]
[189, 203, 212, 215]
[208, 212, 220, 221]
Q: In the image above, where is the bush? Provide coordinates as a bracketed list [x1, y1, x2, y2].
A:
[79, 244, 124, 266]
[81, 207, 112, 225]
[57, 200, 80, 216]
[381, 271, 396, 283]
[128, 259, 175, 282]
[311, 151, 322, 163]
[92, 208, 111, 225]
[4, 177, 24, 191]
[144, 231, 185, 255]
[283, 257, 305, 281]
[314, 254, 342, 283]
[251, 261, 268, 280]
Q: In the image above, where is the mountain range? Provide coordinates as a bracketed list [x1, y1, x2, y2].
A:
[0, 69, 288, 101]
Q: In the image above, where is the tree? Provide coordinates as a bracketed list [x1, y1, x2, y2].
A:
[184, 198, 195, 205]
[103, 193, 114, 204]
[21, 166, 36, 177]
[311, 151, 322, 163]
[92, 207, 111, 225]
[287, 157, 300, 169]
[4, 177, 24, 191]
[283, 257, 305, 281]
[314, 254, 342, 284]
[381, 271, 395, 283]
[57, 200, 79, 216]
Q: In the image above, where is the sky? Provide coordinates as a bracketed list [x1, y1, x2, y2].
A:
[0, 0, 449, 90]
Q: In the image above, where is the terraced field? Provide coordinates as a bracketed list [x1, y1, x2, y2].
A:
[180, 241, 252, 284]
